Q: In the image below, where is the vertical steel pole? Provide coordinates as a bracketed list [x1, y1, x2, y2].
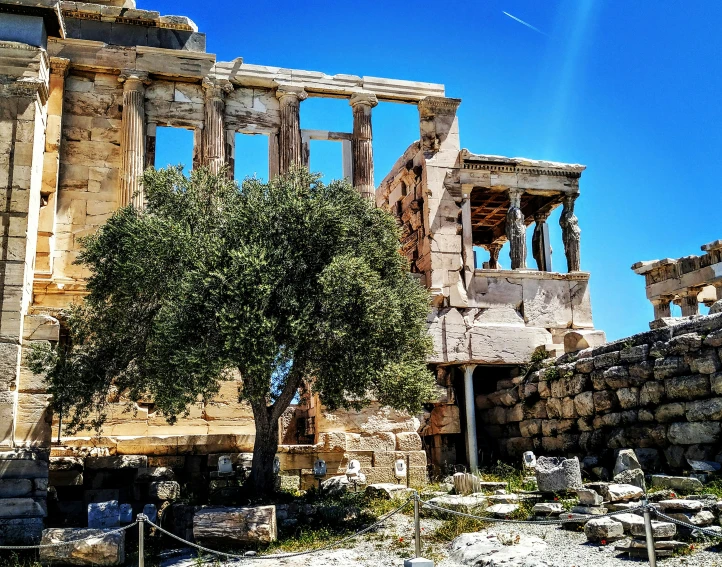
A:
[642, 498, 657, 567]
[414, 492, 421, 558]
[137, 513, 145, 567]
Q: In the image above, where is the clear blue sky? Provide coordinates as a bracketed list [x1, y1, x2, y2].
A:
[149, 0, 722, 341]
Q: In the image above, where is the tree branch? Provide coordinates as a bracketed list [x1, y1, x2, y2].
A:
[270, 364, 304, 423]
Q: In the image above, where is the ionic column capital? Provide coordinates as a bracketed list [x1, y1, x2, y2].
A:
[119, 69, 150, 91]
[202, 77, 233, 100]
[276, 84, 308, 103]
[50, 57, 71, 77]
[349, 92, 378, 109]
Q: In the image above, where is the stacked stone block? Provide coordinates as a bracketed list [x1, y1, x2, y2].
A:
[0, 449, 49, 544]
[479, 313, 722, 470]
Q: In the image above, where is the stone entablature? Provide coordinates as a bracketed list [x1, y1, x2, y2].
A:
[633, 240, 722, 320]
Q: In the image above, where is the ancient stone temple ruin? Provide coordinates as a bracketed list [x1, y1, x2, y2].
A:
[0, 0, 614, 544]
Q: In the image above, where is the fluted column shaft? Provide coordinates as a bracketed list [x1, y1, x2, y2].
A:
[118, 70, 149, 208]
[350, 93, 378, 199]
[532, 211, 552, 272]
[675, 288, 702, 317]
[276, 86, 307, 174]
[560, 193, 581, 272]
[506, 188, 526, 270]
[202, 78, 233, 176]
[651, 296, 673, 320]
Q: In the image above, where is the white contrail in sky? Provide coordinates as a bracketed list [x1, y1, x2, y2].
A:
[503, 11, 548, 36]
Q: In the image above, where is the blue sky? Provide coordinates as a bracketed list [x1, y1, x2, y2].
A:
[150, 0, 722, 341]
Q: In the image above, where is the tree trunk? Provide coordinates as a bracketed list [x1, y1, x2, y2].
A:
[247, 401, 279, 500]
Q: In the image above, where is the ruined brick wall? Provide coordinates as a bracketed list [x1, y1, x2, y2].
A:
[480, 313, 722, 471]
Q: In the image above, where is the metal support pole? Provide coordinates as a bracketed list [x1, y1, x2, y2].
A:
[137, 513, 145, 567]
[642, 498, 657, 567]
[414, 492, 421, 558]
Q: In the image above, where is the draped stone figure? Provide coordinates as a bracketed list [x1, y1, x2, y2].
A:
[532, 212, 552, 272]
[560, 193, 581, 272]
[506, 188, 526, 269]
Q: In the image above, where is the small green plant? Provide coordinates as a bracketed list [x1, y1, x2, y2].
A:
[430, 515, 489, 542]
[0, 553, 42, 567]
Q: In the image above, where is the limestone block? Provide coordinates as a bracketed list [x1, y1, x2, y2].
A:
[657, 499, 703, 512]
[421, 404, 460, 436]
[620, 344, 649, 364]
[616, 388, 639, 410]
[711, 372, 722, 395]
[545, 398, 562, 419]
[50, 470, 84, 486]
[88, 501, 119, 528]
[86, 456, 147, 469]
[630, 520, 676, 538]
[690, 350, 721, 375]
[629, 360, 654, 379]
[593, 391, 617, 413]
[135, 467, 175, 482]
[39, 528, 125, 566]
[668, 333, 703, 354]
[574, 392, 595, 417]
[650, 475, 703, 492]
[346, 433, 396, 452]
[613, 468, 645, 490]
[362, 467, 395, 485]
[654, 403, 685, 422]
[22, 315, 59, 342]
[670, 421, 722, 445]
[584, 517, 623, 542]
[613, 449, 641, 477]
[14, 393, 52, 446]
[533, 502, 563, 515]
[639, 382, 664, 406]
[685, 397, 722, 421]
[318, 403, 419, 434]
[453, 472, 480, 496]
[0, 498, 45, 518]
[593, 351, 619, 369]
[603, 366, 630, 389]
[522, 278, 572, 329]
[506, 404, 524, 422]
[365, 483, 414, 500]
[665, 375, 710, 400]
[396, 432, 422, 451]
[469, 325, 552, 364]
[317, 432, 347, 452]
[519, 419, 541, 437]
[0, 479, 32, 498]
[576, 488, 603, 506]
[605, 484, 644, 502]
[535, 456, 582, 492]
[0, 517, 43, 545]
[654, 357, 690, 379]
[0, 458, 48, 479]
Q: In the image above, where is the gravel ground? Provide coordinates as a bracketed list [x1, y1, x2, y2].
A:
[160, 512, 722, 567]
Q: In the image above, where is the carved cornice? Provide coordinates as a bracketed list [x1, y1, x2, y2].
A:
[462, 162, 583, 179]
[0, 77, 49, 104]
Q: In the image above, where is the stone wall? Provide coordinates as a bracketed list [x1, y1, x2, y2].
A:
[480, 312, 722, 471]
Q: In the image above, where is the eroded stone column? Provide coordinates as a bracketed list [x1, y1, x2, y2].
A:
[532, 211, 552, 272]
[202, 77, 233, 176]
[276, 85, 307, 174]
[118, 70, 149, 209]
[350, 93, 378, 199]
[462, 365, 478, 473]
[675, 288, 702, 317]
[506, 188, 526, 270]
[651, 296, 673, 320]
[560, 193, 581, 272]
[461, 184, 474, 280]
[486, 243, 502, 269]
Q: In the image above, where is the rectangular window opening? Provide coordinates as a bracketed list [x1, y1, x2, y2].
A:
[154, 126, 194, 172]
[235, 132, 269, 182]
[308, 140, 344, 184]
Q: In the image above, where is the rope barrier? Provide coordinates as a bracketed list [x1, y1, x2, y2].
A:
[654, 510, 722, 539]
[420, 499, 649, 525]
[144, 495, 412, 561]
[0, 522, 139, 551]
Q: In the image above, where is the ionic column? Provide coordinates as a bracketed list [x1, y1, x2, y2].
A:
[532, 211, 552, 272]
[462, 365, 478, 473]
[675, 288, 702, 317]
[118, 70, 150, 209]
[276, 85, 307, 174]
[350, 93, 378, 199]
[202, 77, 234, 176]
[461, 184, 474, 279]
[486, 243, 502, 269]
[506, 188, 526, 270]
[560, 193, 581, 272]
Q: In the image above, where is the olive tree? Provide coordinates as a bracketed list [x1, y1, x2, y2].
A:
[30, 167, 435, 497]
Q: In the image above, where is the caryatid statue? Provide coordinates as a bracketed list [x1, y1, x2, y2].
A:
[506, 188, 526, 270]
[560, 193, 581, 272]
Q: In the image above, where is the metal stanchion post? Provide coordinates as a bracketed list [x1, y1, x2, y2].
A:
[642, 498, 657, 567]
[137, 513, 145, 567]
[414, 492, 421, 558]
[404, 492, 434, 567]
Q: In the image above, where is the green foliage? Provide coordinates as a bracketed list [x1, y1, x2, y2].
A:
[430, 516, 489, 542]
[0, 552, 42, 567]
[30, 166, 435, 493]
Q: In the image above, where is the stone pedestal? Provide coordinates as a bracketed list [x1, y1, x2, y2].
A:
[350, 93, 377, 199]
[118, 70, 149, 208]
[202, 78, 233, 176]
[276, 85, 307, 174]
